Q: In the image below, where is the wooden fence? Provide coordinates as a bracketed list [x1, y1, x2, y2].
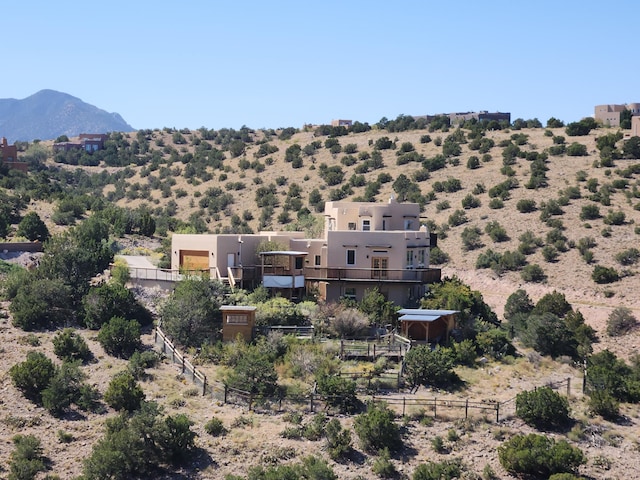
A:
[152, 327, 574, 423]
[154, 327, 209, 395]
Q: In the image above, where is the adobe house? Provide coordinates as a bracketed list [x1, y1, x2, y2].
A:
[53, 133, 108, 153]
[397, 308, 458, 344]
[79, 133, 108, 152]
[171, 198, 441, 307]
[221, 305, 256, 342]
[0, 137, 28, 172]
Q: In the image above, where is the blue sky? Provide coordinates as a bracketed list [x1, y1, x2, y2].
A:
[3, 1, 638, 131]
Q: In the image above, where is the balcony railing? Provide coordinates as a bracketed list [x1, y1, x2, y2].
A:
[304, 267, 441, 283]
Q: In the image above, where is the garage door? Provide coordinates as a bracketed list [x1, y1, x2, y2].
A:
[180, 250, 209, 273]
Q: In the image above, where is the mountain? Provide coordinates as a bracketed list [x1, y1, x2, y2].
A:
[0, 89, 134, 142]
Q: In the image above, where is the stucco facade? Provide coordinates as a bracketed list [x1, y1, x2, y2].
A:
[171, 198, 440, 306]
[594, 103, 640, 127]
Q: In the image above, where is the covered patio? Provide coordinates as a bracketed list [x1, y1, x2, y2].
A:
[397, 309, 459, 344]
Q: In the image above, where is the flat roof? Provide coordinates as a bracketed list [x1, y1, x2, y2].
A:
[220, 305, 257, 311]
[259, 251, 308, 256]
[398, 314, 442, 322]
[397, 309, 459, 316]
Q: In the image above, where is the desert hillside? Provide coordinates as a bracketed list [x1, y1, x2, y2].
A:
[33, 122, 640, 334]
[2, 119, 640, 479]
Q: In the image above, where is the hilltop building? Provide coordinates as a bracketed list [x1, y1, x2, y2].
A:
[331, 119, 353, 127]
[447, 111, 511, 125]
[171, 198, 441, 307]
[594, 103, 640, 127]
[0, 137, 28, 172]
[53, 133, 108, 153]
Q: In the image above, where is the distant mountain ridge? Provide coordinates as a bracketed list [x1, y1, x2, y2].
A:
[0, 89, 134, 142]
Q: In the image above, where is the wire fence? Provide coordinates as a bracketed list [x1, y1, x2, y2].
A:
[153, 327, 574, 422]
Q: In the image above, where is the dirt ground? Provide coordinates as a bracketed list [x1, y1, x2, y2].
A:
[1, 274, 639, 479]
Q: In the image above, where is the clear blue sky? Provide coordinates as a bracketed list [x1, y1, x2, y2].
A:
[3, 1, 638, 131]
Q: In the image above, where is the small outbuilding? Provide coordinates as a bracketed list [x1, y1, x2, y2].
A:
[397, 309, 459, 344]
[221, 305, 257, 342]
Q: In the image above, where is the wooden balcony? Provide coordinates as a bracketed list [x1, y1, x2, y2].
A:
[304, 267, 441, 283]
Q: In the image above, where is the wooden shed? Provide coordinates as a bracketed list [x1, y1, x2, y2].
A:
[221, 305, 257, 342]
[397, 309, 459, 344]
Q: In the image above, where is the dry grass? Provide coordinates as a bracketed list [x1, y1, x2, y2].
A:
[3, 124, 640, 477]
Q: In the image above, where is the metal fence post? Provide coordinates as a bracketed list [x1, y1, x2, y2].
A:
[567, 377, 571, 397]
[202, 375, 207, 396]
[465, 399, 469, 419]
[496, 402, 500, 423]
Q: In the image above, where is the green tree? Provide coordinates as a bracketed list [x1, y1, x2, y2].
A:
[412, 459, 462, 480]
[315, 373, 361, 414]
[156, 413, 197, 464]
[354, 403, 402, 453]
[9, 351, 56, 403]
[623, 136, 640, 158]
[519, 313, 578, 359]
[83, 402, 197, 478]
[546, 117, 564, 128]
[8, 434, 47, 480]
[42, 360, 86, 417]
[225, 346, 279, 397]
[159, 278, 227, 348]
[498, 433, 584, 477]
[104, 371, 145, 412]
[83, 281, 151, 329]
[516, 387, 571, 430]
[52, 328, 93, 363]
[504, 289, 534, 321]
[10, 277, 73, 330]
[98, 316, 142, 359]
[421, 276, 498, 336]
[38, 217, 113, 301]
[532, 291, 572, 318]
[592, 265, 619, 284]
[403, 345, 459, 388]
[607, 307, 638, 336]
[16, 211, 50, 242]
[358, 287, 397, 325]
[325, 418, 352, 460]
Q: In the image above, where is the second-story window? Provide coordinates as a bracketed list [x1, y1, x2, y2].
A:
[362, 219, 371, 231]
[346, 249, 356, 265]
[314, 255, 321, 266]
[348, 222, 356, 230]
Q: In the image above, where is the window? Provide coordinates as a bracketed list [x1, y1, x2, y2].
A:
[348, 222, 356, 230]
[406, 250, 414, 267]
[344, 287, 356, 300]
[417, 249, 426, 267]
[227, 314, 248, 325]
[362, 219, 371, 231]
[404, 219, 413, 230]
[295, 257, 303, 269]
[314, 255, 321, 266]
[346, 249, 356, 265]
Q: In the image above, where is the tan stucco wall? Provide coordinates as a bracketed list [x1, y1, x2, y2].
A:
[324, 199, 422, 232]
[632, 116, 640, 137]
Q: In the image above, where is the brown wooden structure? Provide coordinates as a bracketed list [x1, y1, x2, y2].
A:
[221, 305, 256, 342]
[397, 308, 458, 344]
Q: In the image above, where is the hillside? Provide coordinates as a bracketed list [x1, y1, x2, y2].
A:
[0, 90, 133, 142]
[2, 120, 640, 478]
[35, 123, 640, 331]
